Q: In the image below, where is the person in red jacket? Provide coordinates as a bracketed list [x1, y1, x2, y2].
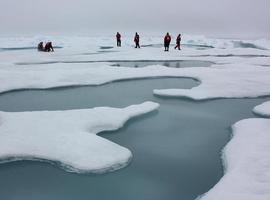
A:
[175, 34, 182, 50]
[134, 32, 140, 48]
[164, 32, 171, 51]
[37, 42, 44, 51]
[116, 32, 121, 47]
[44, 42, 54, 52]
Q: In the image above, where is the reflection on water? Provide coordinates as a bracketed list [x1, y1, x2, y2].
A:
[110, 60, 213, 68]
[100, 46, 114, 50]
[15, 60, 213, 68]
[140, 44, 214, 50]
[0, 76, 268, 200]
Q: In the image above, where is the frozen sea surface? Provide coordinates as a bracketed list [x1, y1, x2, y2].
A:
[0, 77, 269, 200]
[0, 35, 270, 200]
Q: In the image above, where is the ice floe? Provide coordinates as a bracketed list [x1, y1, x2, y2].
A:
[0, 35, 270, 198]
[0, 101, 159, 173]
[0, 63, 270, 100]
[0, 35, 270, 67]
[153, 64, 270, 100]
[1, 35, 270, 50]
[253, 101, 270, 117]
[199, 102, 270, 200]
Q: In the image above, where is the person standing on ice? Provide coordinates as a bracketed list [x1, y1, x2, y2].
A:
[134, 32, 140, 48]
[174, 34, 181, 50]
[116, 32, 121, 47]
[164, 32, 171, 51]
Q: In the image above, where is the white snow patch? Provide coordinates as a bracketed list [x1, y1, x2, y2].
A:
[253, 101, 270, 117]
[0, 101, 159, 173]
[0, 35, 270, 67]
[199, 116, 270, 200]
[153, 64, 270, 100]
[1, 63, 270, 100]
[1, 35, 270, 50]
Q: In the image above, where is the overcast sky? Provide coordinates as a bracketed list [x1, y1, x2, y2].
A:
[0, 0, 269, 38]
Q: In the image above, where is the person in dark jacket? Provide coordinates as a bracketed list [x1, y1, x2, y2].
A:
[164, 32, 171, 51]
[175, 34, 181, 50]
[37, 42, 44, 51]
[116, 32, 121, 47]
[44, 42, 54, 52]
[134, 32, 140, 48]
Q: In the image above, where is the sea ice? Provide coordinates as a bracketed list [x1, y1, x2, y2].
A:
[253, 101, 270, 117]
[199, 117, 270, 200]
[1, 63, 270, 100]
[0, 101, 159, 173]
[1, 35, 270, 67]
[0, 35, 270, 198]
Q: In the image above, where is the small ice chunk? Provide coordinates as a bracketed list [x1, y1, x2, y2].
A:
[253, 101, 270, 117]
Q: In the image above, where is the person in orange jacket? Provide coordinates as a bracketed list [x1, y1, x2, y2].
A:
[134, 32, 140, 48]
[175, 34, 181, 50]
[164, 32, 171, 51]
[116, 32, 121, 47]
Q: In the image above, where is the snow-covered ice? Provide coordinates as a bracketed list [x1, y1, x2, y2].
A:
[0, 101, 159, 173]
[1, 35, 270, 67]
[0, 35, 269, 100]
[153, 64, 270, 100]
[199, 102, 270, 200]
[1, 34, 270, 50]
[253, 101, 270, 117]
[0, 63, 270, 100]
[0, 35, 270, 198]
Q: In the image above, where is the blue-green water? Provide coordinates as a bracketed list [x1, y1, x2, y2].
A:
[110, 60, 213, 68]
[0, 77, 268, 200]
[15, 60, 213, 68]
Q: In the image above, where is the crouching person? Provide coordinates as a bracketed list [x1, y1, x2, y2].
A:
[37, 42, 44, 51]
[44, 42, 54, 52]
